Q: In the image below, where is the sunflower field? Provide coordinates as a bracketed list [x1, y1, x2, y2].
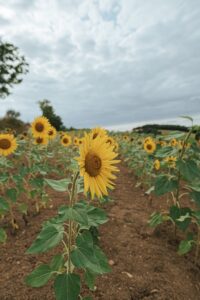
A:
[0, 116, 200, 299]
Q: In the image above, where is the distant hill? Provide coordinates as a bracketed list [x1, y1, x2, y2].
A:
[133, 124, 190, 135]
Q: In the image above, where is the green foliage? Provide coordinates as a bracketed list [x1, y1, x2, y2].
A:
[0, 41, 28, 98]
[39, 99, 65, 130]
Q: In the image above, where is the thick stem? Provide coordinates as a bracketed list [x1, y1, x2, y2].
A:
[67, 172, 79, 273]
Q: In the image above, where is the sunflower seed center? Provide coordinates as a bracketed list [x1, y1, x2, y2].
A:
[63, 138, 68, 144]
[147, 144, 152, 150]
[35, 122, 44, 132]
[85, 153, 102, 177]
[0, 138, 11, 150]
[36, 137, 43, 144]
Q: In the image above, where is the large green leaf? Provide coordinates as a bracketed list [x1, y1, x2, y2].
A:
[45, 178, 70, 192]
[27, 224, 64, 253]
[154, 175, 178, 196]
[169, 206, 192, 231]
[25, 264, 53, 287]
[71, 231, 110, 274]
[178, 159, 200, 182]
[54, 273, 81, 300]
[84, 269, 96, 290]
[50, 254, 65, 272]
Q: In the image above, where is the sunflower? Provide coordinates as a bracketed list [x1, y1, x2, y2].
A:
[0, 134, 17, 156]
[164, 156, 177, 168]
[31, 116, 51, 138]
[48, 126, 57, 140]
[144, 136, 153, 144]
[170, 138, 178, 147]
[61, 134, 72, 146]
[154, 159, 160, 170]
[34, 136, 48, 145]
[123, 135, 129, 141]
[78, 138, 84, 146]
[77, 133, 120, 199]
[73, 137, 79, 146]
[90, 127, 107, 140]
[144, 140, 156, 154]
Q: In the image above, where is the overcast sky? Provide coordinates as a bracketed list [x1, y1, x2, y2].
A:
[0, 0, 200, 129]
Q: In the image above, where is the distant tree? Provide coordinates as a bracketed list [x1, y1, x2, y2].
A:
[5, 109, 21, 119]
[38, 99, 65, 131]
[0, 40, 29, 99]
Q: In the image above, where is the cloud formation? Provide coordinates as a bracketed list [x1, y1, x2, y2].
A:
[0, 0, 200, 129]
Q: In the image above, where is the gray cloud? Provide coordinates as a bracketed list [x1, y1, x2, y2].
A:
[0, 0, 200, 129]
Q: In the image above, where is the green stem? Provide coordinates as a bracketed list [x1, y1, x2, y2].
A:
[67, 171, 79, 273]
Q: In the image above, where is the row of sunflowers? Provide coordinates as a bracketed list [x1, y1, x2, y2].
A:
[0, 116, 120, 299]
[120, 125, 200, 264]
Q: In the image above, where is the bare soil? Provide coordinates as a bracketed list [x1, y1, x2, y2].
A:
[0, 163, 200, 300]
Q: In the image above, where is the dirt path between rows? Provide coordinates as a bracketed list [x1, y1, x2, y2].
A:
[0, 163, 200, 300]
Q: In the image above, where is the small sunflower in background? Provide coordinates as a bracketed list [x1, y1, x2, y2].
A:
[164, 156, 177, 168]
[77, 133, 120, 199]
[61, 134, 72, 147]
[34, 136, 48, 146]
[159, 140, 167, 147]
[154, 159, 160, 170]
[73, 137, 79, 146]
[144, 139, 156, 154]
[48, 126, 57, 140]
[170, 138, 178, 147]
[0, 133, 17, 156]
[90, 127, 107, 140]
[123, 135, 129, 141]
[31, 116, 51, 138]
[78, 138, 84, 146]
[105, 136, 115, 147]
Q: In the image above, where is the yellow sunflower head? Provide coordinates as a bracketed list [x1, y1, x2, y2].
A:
[0, 133, 17, 156]
[73, 137, 79, 146]
[164, 156, 177, 168]
[34, 136, 48, 146]
[31, 116, 51, 138]
[90, 127, 107, 140]
[77, 133, 120, 199]
[170, 138, 178, 147]
[154, 159, 160, 171]
[78, 138, 84, 146]
[144, 140, 156, 154]
[48, 126, 57, 140]
[61, 134, 72, 147]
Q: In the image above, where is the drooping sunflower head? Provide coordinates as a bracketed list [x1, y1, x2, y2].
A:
[0, 133, 17, 156]
[34, 136, 48, 146]
[144, 140, 156, 154]
[154, 159, 160, 171]
[48, 126, 57, 140]
[90, 127, 107, 140]
[77, 133, 120, 199]
[61, 134, 72, 147]
[31, 116, 51, 138]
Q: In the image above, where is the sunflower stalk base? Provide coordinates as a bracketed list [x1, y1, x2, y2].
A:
[25, 172, 111, 300]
